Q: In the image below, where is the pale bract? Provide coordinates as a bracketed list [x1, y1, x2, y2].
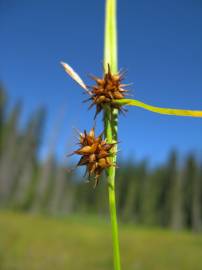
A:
[61, 61, 92, 95]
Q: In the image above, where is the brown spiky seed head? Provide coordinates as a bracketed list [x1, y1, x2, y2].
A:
[87, 64, 128, 117]
[73, 127, 115, 187]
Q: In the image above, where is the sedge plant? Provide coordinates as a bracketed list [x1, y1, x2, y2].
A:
[61, 0, 202, 269]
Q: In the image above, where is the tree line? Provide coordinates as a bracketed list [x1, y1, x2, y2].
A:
[0, 86, 202, 231]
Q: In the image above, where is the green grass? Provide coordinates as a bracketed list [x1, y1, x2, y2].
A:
[0, 211, 202, 270]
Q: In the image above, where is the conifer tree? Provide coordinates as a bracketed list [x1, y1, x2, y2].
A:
[32, 108, 65, 212]
[0, 86, 7, 155]
[56, 167, 75, 214]
[190, 156, 202, 231]
[0, 101, 22, 205]
[14, 108, 46, 208]
[183, 154, 201, 230]
[122, 161, 147, 222]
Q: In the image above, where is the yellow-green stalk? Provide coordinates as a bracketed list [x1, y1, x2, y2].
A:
[104, 0, 121, 270]
[61, 1, 202, 268]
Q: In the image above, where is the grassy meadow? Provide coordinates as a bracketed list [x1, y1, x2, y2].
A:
[0, 211, 202, 270]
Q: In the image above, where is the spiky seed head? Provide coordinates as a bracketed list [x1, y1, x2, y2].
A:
[71, 127, 115, 187]
[61, 62, 128, 118]
[88, 64, 128, 118]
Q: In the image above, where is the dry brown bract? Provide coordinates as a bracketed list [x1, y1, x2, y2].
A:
[87, 65, 128, 118]
[61, 62, 128, 118]
[72, 127, 116, 188]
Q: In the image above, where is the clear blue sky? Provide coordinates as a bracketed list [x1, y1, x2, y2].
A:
[0, 0, 202, 166]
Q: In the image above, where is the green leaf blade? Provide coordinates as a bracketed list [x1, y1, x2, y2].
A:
[113, 99, 202, 118]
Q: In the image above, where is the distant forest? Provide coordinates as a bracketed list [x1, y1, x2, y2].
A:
[0, 86, 202, 231]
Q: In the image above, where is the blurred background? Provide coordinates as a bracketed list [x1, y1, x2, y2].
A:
[0, 0, 202, 269]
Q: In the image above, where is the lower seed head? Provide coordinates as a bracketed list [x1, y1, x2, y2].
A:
[70, 128, 116, 187]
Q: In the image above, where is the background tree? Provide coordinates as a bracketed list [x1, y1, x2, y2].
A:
[13, 108, 46, 209]
[0, 101, 22, 205]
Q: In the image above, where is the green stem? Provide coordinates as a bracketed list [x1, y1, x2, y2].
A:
[104, 1, 121, 270]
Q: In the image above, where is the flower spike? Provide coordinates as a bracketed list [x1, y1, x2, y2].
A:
[87, 64, 128, 117]
[69, 127, 116, 188]
[61, 62, 129, 118]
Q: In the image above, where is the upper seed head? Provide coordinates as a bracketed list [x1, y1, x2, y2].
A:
[87, 65, 128, 118]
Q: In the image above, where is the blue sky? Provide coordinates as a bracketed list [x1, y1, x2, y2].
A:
[0, 0, 202, 166]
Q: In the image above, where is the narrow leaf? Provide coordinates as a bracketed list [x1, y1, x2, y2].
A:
[113, 99, 202, 118]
